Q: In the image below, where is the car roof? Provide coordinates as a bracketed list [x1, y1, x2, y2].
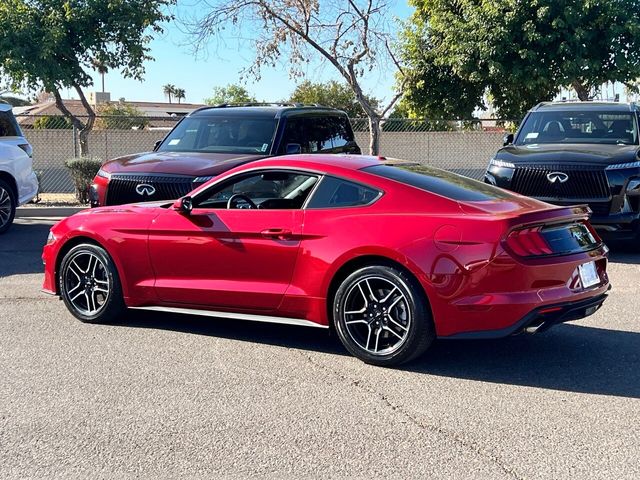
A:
[235, 154, 381, 173]
[188, 104, 348, 119]
[531, 101, 638, 113]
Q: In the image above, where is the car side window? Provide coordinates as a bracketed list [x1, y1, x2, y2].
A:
[306, 176, 381, 208]
[279, 116, 356, 154]
[194, 170, 319, 210]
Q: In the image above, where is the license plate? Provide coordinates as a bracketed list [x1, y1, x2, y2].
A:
[578, 261, 600, 288]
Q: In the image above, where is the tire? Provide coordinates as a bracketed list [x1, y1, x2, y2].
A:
[59, 243, 126, 323]
[0, 179, 16, 235]
[333, 265, 435, 367]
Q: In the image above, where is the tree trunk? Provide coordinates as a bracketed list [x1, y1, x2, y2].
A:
[74, 84, 96, 157]
[368, 115, 381, 156]
[572, 81, 590, 101]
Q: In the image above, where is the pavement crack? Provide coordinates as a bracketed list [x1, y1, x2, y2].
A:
[301, 352, 523, 480]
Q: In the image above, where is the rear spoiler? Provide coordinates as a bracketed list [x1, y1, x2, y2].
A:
[505, 204, 591, 230]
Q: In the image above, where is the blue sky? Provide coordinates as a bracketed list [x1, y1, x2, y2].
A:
[75, 2, 414, 106]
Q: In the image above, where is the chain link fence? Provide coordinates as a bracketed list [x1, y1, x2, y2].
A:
[16, 114, 513, 193]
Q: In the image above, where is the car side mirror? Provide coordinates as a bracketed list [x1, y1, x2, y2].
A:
[174, 196, 193, 215]
[153, 140, 162, 152]
[503, 133, 514, 146]
[285, 143, 302, 155]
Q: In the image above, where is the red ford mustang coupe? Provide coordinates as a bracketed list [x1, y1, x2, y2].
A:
[42, 155, 610, 366]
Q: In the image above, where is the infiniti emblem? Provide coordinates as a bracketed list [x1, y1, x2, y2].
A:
[546, 171, 569, 184]
[135, 183, 156, 196]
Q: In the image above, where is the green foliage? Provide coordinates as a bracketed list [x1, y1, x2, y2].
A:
[64, 157, 102, 204]
[0, 0, 173, 155]
[33, 115, 72, 130]
[0, 0, 174, 92]
[402, 0, 640, 119]
[205, 84, 256, 105]
[288, 80, 380, 118]
[95, 103, 149, 130]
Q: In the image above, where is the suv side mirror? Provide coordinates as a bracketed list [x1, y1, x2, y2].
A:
[153, 140, 162, 152]
[174, 196, 193, 215]
[503, 133, 514, 146]
[285, 143, 302, 155]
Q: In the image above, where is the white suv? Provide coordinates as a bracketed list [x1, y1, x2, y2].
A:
[0, 103, 38, 233]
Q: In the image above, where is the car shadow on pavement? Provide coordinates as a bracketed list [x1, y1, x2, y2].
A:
[115, 310, 347, 357]
[0, 220, 51, 277]
[117, 311, 640, 398]
[410, 324, 640, 399]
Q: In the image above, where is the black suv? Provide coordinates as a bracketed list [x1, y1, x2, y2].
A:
[91, 104, 361, 206]
[485, 102, 640, 241]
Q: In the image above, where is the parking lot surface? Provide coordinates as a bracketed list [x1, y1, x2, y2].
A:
[1, 219, 639, 479]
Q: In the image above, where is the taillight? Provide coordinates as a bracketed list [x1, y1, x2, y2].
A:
[506, 221, 600, 258]
[506, 227, 553, 257]
[583, 221, 602, 244]
[18, 143, 33, 158]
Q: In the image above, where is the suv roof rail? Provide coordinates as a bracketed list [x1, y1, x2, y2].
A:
[191, 102, 328, 114]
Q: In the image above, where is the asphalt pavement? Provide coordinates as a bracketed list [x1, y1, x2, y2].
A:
[1, 219, 639, 479]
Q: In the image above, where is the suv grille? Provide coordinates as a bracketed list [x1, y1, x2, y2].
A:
[105, 174, 196, 206]
[511, 165, 610, 201]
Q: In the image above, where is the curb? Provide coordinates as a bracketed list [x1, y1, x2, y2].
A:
[16, 206, 86, 218]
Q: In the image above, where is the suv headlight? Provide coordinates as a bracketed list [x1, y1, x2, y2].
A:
[489, 158, 515, 169]
[605, 161, 640, 170]
[96, 168, 111, 180]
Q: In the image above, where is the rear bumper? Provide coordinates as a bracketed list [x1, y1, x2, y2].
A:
[440, 290, 610, 340]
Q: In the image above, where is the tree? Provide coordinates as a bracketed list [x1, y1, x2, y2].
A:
[204, 84, 256, 105]
[163, 84, 176, 103]
[95, 103, 149, 130]
[189, 0, 405, 155]
[402, 0, 640, 119]
[0, 0, 173, 156]
[174, 88, 186, 104]
[93, 59, 108, 93]
[288, 80, 379, 118]
[33, 115, 73, 129]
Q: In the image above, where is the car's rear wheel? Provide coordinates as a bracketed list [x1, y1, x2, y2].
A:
[333, 265, 435, 367]
[0, 179, 16, 234]
[59, 243, 126, 323]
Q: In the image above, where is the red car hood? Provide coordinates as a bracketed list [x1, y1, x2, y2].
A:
[102, 151, 267, 176]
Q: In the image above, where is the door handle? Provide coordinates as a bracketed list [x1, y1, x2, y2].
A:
[260, 228, 292, 239]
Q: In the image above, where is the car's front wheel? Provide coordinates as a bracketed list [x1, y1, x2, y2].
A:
[333, 265, 435, 367]
[59, 243, 126, 323]
[0, 179, 16, 234]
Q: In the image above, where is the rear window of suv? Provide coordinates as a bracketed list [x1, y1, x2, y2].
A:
[0, 110, 22, 137]
[516, 110, 638, 145]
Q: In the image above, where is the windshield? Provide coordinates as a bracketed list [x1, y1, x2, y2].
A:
[158, 115, 277, 154]
[516, 110, 638, 146]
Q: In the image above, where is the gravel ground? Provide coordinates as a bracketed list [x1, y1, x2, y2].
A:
[1, 219, 639, 479]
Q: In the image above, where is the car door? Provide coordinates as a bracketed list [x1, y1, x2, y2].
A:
[147, 169, 318, 312]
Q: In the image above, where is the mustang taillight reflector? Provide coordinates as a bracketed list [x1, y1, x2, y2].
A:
[506, 227, 553, 257]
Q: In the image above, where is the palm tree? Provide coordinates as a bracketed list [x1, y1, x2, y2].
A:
[174, 88, 186, 104]
[163, 84, 176, 103]
[92, 59, 108, 93]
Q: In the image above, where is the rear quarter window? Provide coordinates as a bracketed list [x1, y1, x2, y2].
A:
[307, 176, 381, 208]
[0, 111, 21, 137]
[363, 164, 515, 202]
